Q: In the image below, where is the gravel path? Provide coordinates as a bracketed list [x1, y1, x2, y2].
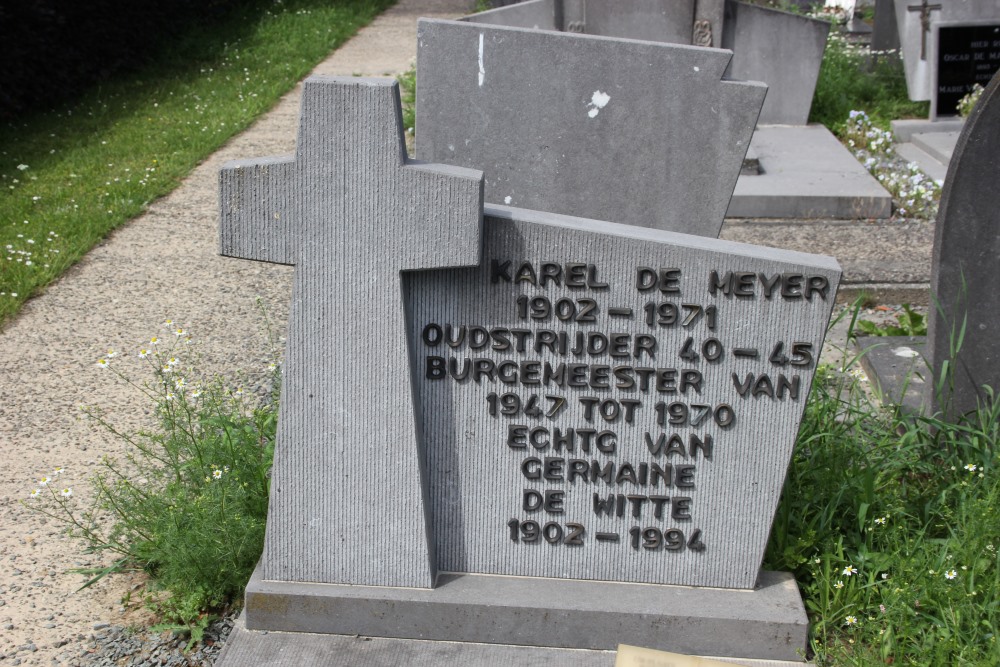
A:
[0, 2, 470, 665]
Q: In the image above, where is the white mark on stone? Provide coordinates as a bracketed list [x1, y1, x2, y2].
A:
[693, 66, 700, 72]
[893, 347, 921, 358]
[586, 90, 611, 118]
[448, 144, 455, 152]
[478, 33, 485, 87]
[504, 195, 512, 204]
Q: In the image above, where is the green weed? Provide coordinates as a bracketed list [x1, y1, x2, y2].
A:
[26, 317, 280, 626]
[857, 305, 928, 337]
[766, 311, 1000, 666]
[810, 33, 928, 133]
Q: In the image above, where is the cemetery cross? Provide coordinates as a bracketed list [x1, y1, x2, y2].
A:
[218, 77, 484, 588]
[908, 0, 943, 59]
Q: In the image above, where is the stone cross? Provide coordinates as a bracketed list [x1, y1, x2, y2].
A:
[908, 0, 942, 59]
[219, 76, 484, 588]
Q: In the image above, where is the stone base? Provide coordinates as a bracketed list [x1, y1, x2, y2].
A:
[855, 335, 929, 415]
[215, 619, 813, 666]
[234, 566, 808, 663]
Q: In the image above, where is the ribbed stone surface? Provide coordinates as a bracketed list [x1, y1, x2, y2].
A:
[219, 76, 484, 588]
[407, 206, 840, 590]
[220, 76, 840, 594]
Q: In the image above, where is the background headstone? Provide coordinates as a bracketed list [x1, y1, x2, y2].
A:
[416, 18, 766, 237]
[932, 21, 1000, 116]
[926, 70, 1000, 419]
[459, 0, 829, 125]
[720, 1, 831, 125]
[874, 0, 902, 51]
[895, 0, 1000, 111]
[220, 76, 484, 588]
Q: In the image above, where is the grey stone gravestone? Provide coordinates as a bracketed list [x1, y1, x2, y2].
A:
[218, 77, 842, 664]
[456, 0, 828, 124]
[895, 0, 1000, 116]
[415, 18, 767, 237]
[926, 70, 1000, 419]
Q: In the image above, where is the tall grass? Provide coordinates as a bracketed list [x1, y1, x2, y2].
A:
[810, 33, 928, 133]
[0, 0, 394, 326]
[766, 311, 1000, 665]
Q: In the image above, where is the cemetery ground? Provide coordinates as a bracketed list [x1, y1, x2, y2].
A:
[1, 2, 998, 666]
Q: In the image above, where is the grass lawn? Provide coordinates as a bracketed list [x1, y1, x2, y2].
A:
[0, 0, 394, 327]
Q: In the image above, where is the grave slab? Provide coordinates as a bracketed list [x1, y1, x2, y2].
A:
[470, 0, 557, 29]
[926, 70, 1000, 419]
[415, 17, 765, 236]
[895, 141, 950, 182]
[873, 0, 902, 51]
[464, 0, 827, 125]
[727, 125, 893, 219]
[219, 75, 485, 589]
[721, 1, 831, 125]
[890, 116, 964, 141]
[241, 568, 808, 661]
[911, 129, 960, 162]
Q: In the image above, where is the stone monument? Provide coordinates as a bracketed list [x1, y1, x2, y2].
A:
[215, 76, 842, 665]
[926, 70, 1000, 419]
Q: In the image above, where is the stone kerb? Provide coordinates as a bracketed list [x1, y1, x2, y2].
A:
[416, 18, 766, 237]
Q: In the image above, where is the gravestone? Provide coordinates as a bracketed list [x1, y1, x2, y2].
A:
[415, 18, 767, 237]
[894, 0, 1000, 116]
[455, 1, 829, 125]
[720, 0, 830, 125]
[926, 70, 1000, 419]
[218, 77, 842, 664]
[933, 21, 1000, 116]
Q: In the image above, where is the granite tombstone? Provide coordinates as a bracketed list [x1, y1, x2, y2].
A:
[926, 70, 1000, 419]
[217, 77, 842, 664]
[415, 17, 767, 237]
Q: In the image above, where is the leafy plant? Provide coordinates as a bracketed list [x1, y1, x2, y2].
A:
[766, 307, 1000, 665]
[26, 318, 279, 627]
[958, 83, 986, 118]
[810, 32, 927, 133]
[840, 109, 940, 219]
[857, 304, 928, 337]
